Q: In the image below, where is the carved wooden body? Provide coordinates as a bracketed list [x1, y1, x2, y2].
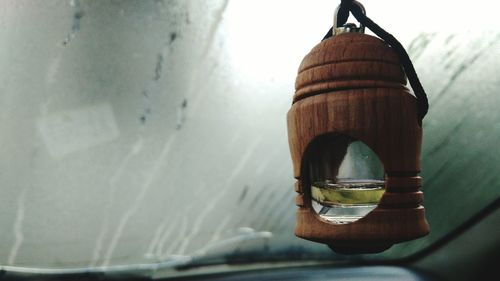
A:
[287, 33, 429, 253]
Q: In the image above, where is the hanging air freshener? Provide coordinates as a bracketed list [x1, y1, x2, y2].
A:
[287, 0, 430, 254]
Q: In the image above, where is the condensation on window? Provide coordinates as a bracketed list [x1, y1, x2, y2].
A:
[0, 0, 499, 270]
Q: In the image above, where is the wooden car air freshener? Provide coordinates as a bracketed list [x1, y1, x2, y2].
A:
[287, 0, 430, 254]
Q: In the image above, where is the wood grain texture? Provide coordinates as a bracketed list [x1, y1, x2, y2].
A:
[287, 33, 429, 251]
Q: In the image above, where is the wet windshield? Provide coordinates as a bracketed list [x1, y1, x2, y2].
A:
[1, 0, 499, 277]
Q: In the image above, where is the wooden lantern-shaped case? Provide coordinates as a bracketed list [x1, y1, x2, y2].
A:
[287, 32, 429, 253]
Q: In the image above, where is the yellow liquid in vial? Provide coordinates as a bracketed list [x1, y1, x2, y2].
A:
[311, 180, 385, 205]
[311, 180, 385, 224]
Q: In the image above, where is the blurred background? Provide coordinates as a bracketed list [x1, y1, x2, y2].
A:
[0, 0, 499, 271]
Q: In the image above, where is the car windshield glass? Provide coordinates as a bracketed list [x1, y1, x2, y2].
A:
[1, 0, 499, 277]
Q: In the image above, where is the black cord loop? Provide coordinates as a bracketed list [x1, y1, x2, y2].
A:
[323, 0, 429, 121]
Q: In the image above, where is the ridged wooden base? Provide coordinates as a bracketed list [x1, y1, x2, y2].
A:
[295, 205, 429, 246]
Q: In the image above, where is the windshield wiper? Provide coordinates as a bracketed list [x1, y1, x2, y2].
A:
[0, 228, 273, 280]
[166, 227, 273, 270]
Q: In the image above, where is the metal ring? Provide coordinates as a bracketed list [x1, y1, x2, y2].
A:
[333, 0, 366, 29]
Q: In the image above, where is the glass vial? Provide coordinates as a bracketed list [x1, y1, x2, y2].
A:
[308, 135, 384, 224]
